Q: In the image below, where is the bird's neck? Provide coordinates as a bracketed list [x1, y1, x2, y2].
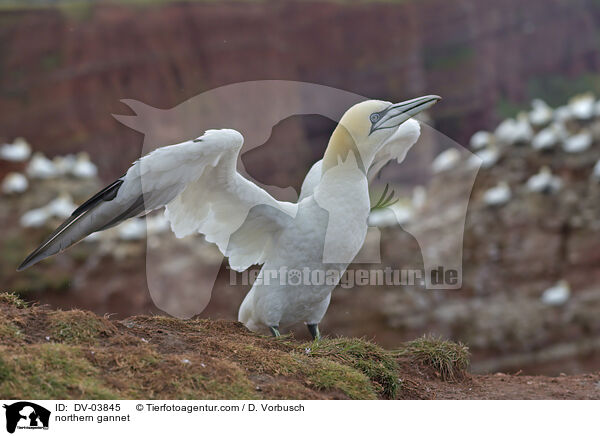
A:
[322, 125, 369, 175]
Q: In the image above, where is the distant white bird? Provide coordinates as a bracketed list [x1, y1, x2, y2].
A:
[46, 193, 77, 219]
[0, 137, 32, 162]
[563, 130, 592, 153]
[20, 207, 51, 228]
[53, 154, 77, 176]
[495, 113, 533, 145]
[469, 145, 500, 169]
[118, 218, 147, 241]
[26, 152, 58, 179]
[431, 148, 461, 173]
[529, 99, 553, 127]
[469, 131, 493, 150]
[526, 166, 562, 194]
[2, 172, 28, 194]
[72, 152, 98, 179]
[483, 181, 511, 206]
[541, 280, 570, 306]
[18, 95, 441, 339]
[146, 213, 171, 235]
[368, 201, 413, 227]
[569, 94, 595, 121]
[532, 123, 566, 151]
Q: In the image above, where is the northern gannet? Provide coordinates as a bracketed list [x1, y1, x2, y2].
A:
[0, 137, 31, 162]
[569, 94, 595, 121]
[26, 152, 58, 179]
[18, 95, 440, 338]
[2, 172, 28, 194]
[468, 145, 499, 169]
[431, 148, 460, 173]
[563, 130, 592, 153]
[526, 166, 562, 194]
[469, 130, 493, 150]
[494, 114, 533, 145]
[540, 280, 570, 306]
[483, 181, 511, 206]
[72, 152, 98, 179]
[529, 99, 553, 127]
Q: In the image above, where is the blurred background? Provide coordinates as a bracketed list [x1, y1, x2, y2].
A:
[2, 0, 600, 376]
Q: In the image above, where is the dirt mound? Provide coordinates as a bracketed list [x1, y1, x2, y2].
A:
[0, 293, 597, 399]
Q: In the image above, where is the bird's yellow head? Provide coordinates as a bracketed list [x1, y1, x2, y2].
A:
[322, 95, 440, 174]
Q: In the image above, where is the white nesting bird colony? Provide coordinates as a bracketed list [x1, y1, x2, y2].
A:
[469, 130, 493, 150]
[0, 138, 32, 162]
[553, 105, 573, 123]
[529, 99, 553, 127]
[526, 166, 562, 194]
[541, 280, 570, 306]
[431, 148, 461, 173]
[563, 130, 592, 153]
[16, 95, 441, 339]
[483, 181, 511, 206]
[26, 152, 58, 179]
[2, 172, 28, 194]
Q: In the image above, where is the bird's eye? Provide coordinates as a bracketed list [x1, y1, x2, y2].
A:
[370, 113, 380, 123]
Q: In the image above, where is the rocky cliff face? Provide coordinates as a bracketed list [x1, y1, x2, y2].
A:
[1, 0, 600, 181]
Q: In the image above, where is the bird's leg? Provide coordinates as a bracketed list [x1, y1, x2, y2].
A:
[269, 326, 281, 337]
[307, 324, 321, 341]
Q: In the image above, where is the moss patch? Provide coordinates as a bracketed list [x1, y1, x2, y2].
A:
[0, 292, 28, 309]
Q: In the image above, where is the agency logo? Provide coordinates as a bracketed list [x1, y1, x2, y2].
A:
[2, 402, 50, 434]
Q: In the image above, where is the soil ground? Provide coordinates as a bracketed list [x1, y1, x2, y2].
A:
[0, 293, 598, 400]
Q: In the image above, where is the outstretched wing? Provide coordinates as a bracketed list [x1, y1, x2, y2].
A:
[18, 129, 297, 271]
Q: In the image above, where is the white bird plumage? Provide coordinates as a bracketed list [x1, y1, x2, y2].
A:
[526, 166, 562, 194]
[2, 172, 28, 194]
[0, 138, 32, 162]
[483, 181, 511, 206]
[18, 96, 440, 338]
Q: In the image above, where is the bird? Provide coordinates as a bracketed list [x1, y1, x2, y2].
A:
[532, 123, 565, 151]
[494, 113, 533, 145]
[26, 152, 58, 179]
[568, 94, 595, 121]
[0, 138, 32, 162]
[526, 166, 562, 194]
[431, 148, 461, 173]
[18, 95, 441, 339]
[483, 181, 511, 206]
[540, 280, 570, 306]
[529, 99, 553, 127]
[563, 130, 592, 153]
[72, 152, 98, 179]
[469, 130, 493, 150]
[2, 172, 28, 194]
[468, 145, 500, 169]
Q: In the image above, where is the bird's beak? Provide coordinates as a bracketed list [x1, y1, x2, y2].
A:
[370, 95, 441, 134]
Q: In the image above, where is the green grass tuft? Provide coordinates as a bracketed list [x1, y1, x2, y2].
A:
[0, 292, 28, 309]
[400, 335, 470, 381]
[300, 337, 400, 398]
[48, 310, 115, 344]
